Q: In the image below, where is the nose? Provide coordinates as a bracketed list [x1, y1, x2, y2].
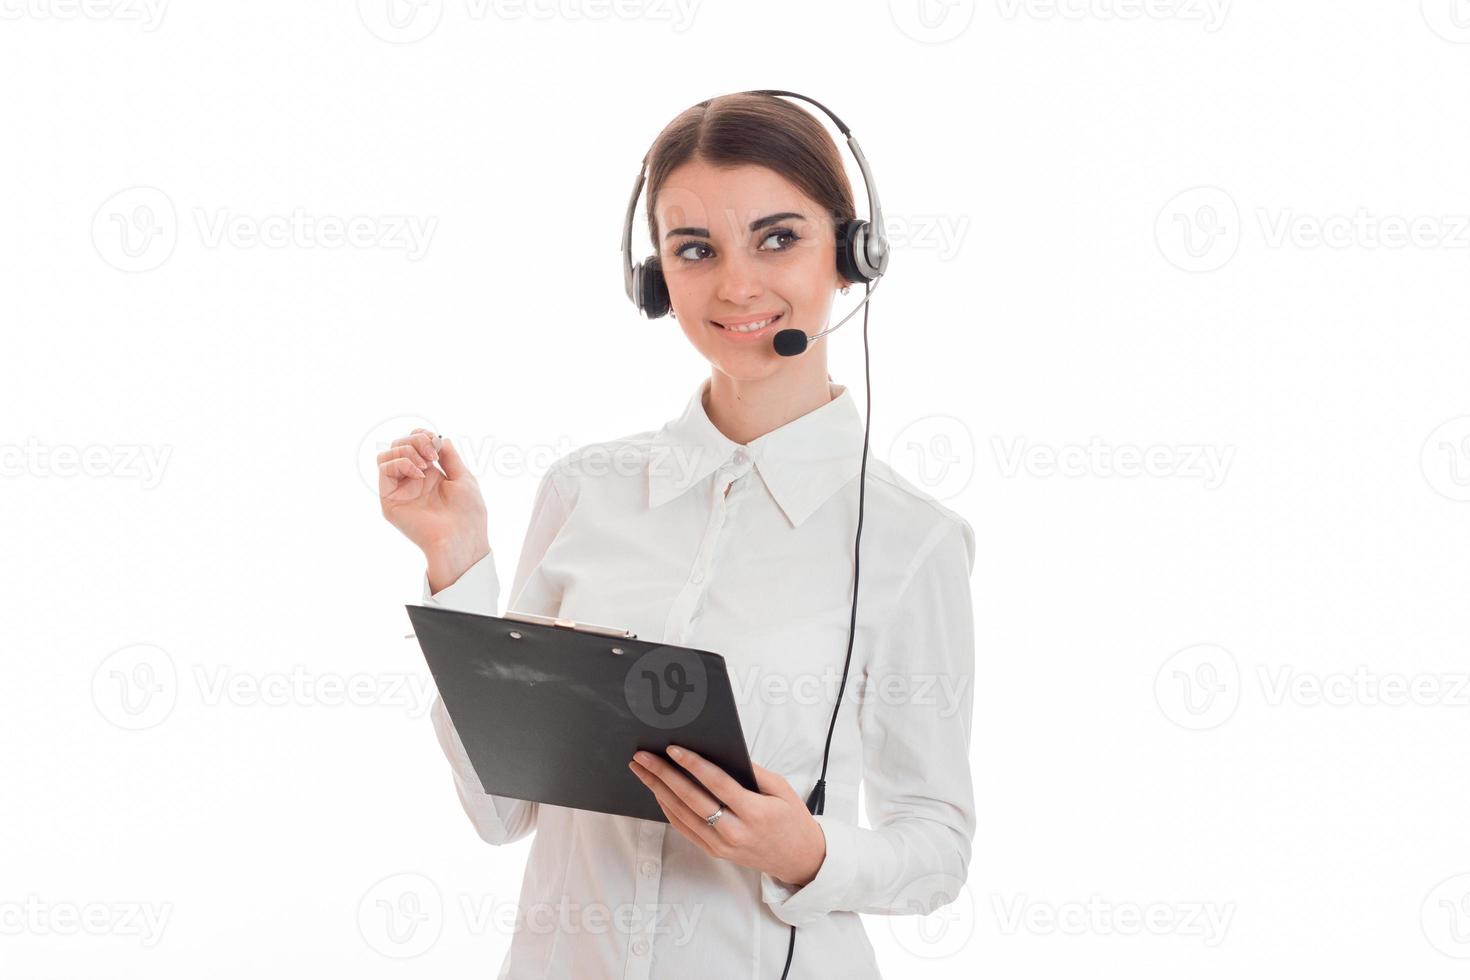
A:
[715, 248, 762, 306]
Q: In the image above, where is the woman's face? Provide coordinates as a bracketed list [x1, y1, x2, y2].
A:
[654, 159, 847, 379]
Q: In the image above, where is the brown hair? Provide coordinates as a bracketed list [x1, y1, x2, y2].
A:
[643, 92, 857, 287]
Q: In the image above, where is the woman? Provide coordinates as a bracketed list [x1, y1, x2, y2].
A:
[378, 92, 977, 979]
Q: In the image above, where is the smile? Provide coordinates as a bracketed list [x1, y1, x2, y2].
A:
[713, 313, 783, 334]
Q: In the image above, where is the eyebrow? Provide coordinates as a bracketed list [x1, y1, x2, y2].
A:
[663, 212, 805, 240]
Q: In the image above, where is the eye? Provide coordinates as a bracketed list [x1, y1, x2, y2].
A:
[672, 241, 713, 263]
[759, 228, 802, 251]
[670, 228, 804, 265]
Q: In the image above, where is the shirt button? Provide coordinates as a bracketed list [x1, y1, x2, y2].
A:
[640, 860, 658, 877]
[691, 569, 705, 584]
[633, 939, 650, 956]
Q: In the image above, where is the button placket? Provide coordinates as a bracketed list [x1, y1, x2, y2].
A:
[623, 823, 663, 980]
[662, 454, 753, 644]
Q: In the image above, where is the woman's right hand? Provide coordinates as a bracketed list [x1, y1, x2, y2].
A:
[378, 428, 490, 591]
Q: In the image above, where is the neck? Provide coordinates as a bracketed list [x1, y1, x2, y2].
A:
[704, 358, 836, 446]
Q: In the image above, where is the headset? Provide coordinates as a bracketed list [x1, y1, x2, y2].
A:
[621, 88, 888, 979]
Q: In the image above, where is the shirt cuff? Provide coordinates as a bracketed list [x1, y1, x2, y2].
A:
[420, 550, 499, 615]
[759, 814, 860, 928]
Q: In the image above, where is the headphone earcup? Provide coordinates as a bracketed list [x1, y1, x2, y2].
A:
[835, 218, 874, 286]
[636, 255, 671, 318]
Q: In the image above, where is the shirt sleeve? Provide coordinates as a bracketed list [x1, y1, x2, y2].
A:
[760, 517, 977, 928]
[421, 462, 575, 846]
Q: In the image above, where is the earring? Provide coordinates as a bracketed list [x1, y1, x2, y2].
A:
[840, 285, 851, 295]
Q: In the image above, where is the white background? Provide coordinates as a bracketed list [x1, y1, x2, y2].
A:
[3, 1, 1469, 977]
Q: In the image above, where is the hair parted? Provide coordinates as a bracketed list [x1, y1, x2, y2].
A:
[642, 92, 857, 286]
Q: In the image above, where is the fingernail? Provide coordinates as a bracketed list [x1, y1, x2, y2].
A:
[668, 746, 683, 759]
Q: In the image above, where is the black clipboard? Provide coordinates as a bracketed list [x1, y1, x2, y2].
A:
[405, 603, 759, 824]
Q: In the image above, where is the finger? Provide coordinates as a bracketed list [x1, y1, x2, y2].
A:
[377, 444, 430, 470]
[379, 457, 426, 500]
[437, 436, 472, 481]
[656, 794, 725, 856]
[634, 752, 721, 819]
[751, 763, 802, 805]
[634, 763, 724, 852]
[391, 431, 440, 467]
[668, 747, 761, 816]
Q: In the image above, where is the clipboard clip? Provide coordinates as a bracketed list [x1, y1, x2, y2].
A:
[503, 609, 638, 640]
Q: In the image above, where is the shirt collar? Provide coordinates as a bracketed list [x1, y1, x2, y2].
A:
[647, 376, 866, 528]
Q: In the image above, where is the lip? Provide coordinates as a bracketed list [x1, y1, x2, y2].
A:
[714, 311, 783, 327]
[710, 313, 784, 342]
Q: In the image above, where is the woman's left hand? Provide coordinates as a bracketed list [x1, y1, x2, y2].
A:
[629, 746, 826, 887]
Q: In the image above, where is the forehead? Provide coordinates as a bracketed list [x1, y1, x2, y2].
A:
[654, 160, 814, 235]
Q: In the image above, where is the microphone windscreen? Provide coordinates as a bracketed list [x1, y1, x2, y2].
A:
[772, 328, 808, 357]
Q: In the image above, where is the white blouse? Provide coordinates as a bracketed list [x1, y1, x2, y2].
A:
[420, 376, 977, 979]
